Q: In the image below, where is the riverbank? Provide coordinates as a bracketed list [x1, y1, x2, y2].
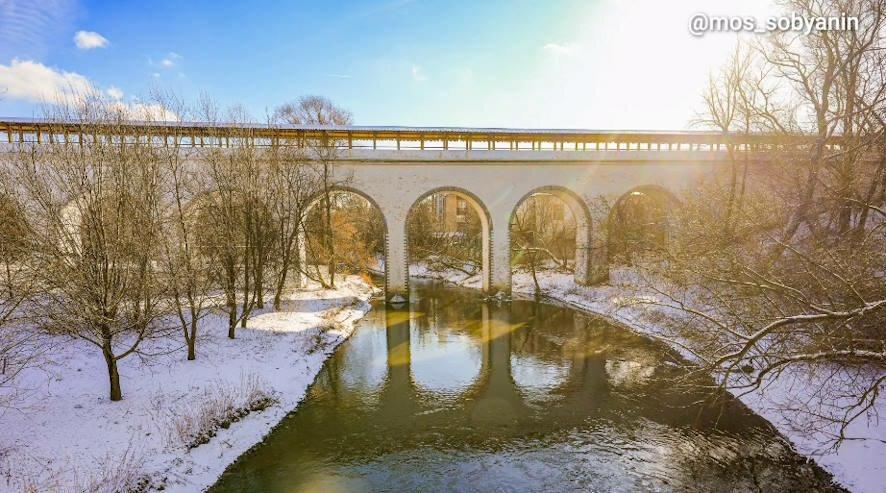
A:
[412, 267, 886, 493]
[0, 276, 376, 493]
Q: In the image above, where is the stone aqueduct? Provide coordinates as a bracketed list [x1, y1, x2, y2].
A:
[1, 119, 781, 301]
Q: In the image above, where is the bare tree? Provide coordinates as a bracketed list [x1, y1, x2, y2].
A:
[303, 192, 384, 282]
[149, 94, 216, 360]
[4, 98, 169, 401]
[629, 0, 886, 448]
[510, 204, 544, 293]
[510, 194, 577, 287]
[607, 189, 673, 265]
[694, 44, 758, 241]
[748, 0, 886, 263]
[247, 181, 276, 310]
[273, 95, 353, 127]
[0, 189, 44, 408]
[264, 139, 321, 309]
[274, 96, 353, 288]
[407, 194, 483, 277]
[200, 106, 260, 338]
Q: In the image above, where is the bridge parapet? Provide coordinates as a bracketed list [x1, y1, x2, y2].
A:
[0, 118, 837, 159]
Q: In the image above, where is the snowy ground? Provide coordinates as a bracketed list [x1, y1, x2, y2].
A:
[413, 265, 886, 493]
[0, 276, 376, 493]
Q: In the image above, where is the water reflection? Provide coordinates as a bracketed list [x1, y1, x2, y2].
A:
[210, 280, 841, 492]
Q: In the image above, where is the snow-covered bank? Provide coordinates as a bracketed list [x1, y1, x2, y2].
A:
[415, 266, 886, 493]
[0, 276, 376, 493]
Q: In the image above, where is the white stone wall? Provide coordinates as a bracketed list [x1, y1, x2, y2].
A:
[325, 154, 728, 299]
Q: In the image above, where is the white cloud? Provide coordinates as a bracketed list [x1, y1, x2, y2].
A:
[0, 59, 93, 104]
[106, 86, 123, 100]
[0, 59, 176, 121]
[542, 42, 578, 57]
[411, 64, 428, 82]
[160, 52, 181, 68]
[74, 30, 109, 50]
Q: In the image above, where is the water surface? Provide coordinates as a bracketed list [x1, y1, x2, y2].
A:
[211, 280, 840, 492]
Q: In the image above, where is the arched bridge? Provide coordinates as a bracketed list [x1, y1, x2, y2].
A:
[1, 119, 792, 301]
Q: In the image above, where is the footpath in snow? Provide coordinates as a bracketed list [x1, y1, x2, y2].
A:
[413, 266, 886, 493]
[0, 276, 376, 493]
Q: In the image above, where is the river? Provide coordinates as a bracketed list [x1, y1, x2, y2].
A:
[210, 280, 840, 492]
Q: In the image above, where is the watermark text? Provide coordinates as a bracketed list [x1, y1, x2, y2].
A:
[689, 13, 858, 37]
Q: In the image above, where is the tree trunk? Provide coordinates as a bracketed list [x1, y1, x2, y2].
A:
[187, 318, 197, 360]
[102, 335, 122, 401]
[324, 195, 336, 288]
[254, 251, 265, 309]
[242, 234, 252, 329]
[227, 295, 237, 339]
[274, 266, 288, 310]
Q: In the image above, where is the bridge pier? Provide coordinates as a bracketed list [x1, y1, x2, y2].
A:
[572, 192, 609, 285]
[386, 214, 409, 303]
[572, 195, 593, 286]
[588, 227, 609, 284]
[490, 217, 512, 295]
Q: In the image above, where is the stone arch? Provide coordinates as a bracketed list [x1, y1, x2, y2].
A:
[298, 185, 390, 293]
[59, 191, 156, 254]
[607, 185, 679, 263]
[405, 186, 493, 293]
[509, 185, 596, 286]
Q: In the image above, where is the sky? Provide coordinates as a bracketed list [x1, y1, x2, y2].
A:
[0, 0, 778, 130]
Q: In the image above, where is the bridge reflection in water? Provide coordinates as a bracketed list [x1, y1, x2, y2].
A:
[210, 280, 841, 493]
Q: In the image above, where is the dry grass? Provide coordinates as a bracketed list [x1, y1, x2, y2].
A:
[72, 444, 153, 493]
[167, 372, 277, 450]
[3, 440, 153, 493]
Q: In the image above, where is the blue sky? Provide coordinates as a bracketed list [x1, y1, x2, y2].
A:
[0, 0, 776, 129]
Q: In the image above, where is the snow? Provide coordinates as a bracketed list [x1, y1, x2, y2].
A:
[416, 265, 886, 493]
[0, 276, 376, 493]
[4, 259, 883, 492]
